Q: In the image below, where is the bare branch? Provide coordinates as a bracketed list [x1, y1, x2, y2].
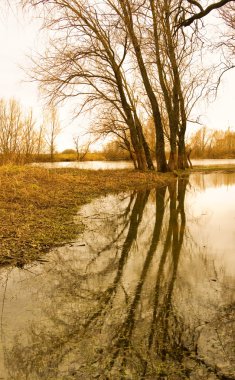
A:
[181, 0, 234, 27]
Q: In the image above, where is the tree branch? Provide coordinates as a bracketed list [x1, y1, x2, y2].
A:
[181, 0, 234, 26]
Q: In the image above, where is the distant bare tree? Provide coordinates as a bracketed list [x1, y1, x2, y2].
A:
[73, 134, 93, 161]
[21, 109, 38, 160]
[44, 106, 61, 161]
[0, 98, 22, 162]
[190, 127, 235, 158]
[0, 98, 44, 163]
[36, 123, 46, 157]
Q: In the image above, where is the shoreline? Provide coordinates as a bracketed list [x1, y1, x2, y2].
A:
[0, 165, 234, 268]
[0, 165, 173, 267]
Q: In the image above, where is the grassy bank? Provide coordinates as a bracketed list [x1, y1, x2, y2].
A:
[0, 165, 173, 267]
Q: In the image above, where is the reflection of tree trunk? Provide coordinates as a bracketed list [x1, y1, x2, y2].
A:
[111, 189, 150, 289]
[142, 213, 173, 377]
[7, 177, 232, 379]
[124, 186, 167, 320]
[84, 189, 150, 330]
[160, 179, 187, 360]
[141, 179, 188, 376]
[108, 186, 167, 370]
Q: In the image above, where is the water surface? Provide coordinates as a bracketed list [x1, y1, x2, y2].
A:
[0, 172, 234, 379]
[31, 158, 235, 170]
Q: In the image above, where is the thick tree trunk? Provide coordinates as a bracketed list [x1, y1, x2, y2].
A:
[136, 145, 148, 170]
[125, 139, 138, 169]
[143, 138, 155, 170]
[155, 126, 169, 172]
[168, 131, 178, 171]
[119, 0, 168, 172]
[178, 132, 187, 169]
[168, 150, 178, 171]
[138, 123, 155, 170]
[130, 151, 137, 169]
[128, 128, 148, 170]
[178, 150, 184, 169]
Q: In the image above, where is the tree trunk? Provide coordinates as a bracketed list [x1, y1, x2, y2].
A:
[178, 132, 187, 169]
[135, 145, 148, 170]
[125, 138, 140, 170]
[130, 150, 137, 169]
[119, 0, 168, 172]
[142, 137, 155, 170]
[155, 126, 169, 172]
[168, 131, 178, 171]
[168, 150, 178, 171]
[186, 149, 193, 168]
[137, 120, 155, 170]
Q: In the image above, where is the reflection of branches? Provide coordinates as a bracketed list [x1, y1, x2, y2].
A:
[106, 186, 167, 373]
[4, 178, 234, 379]
[83, 190, 150, 331]
[85, 192, 139, 267]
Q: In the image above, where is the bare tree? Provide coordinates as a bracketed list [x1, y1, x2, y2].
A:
[132, 0, 211, 169]
[0, 98, 22, 162]
[0, 98, 45, 163]
[73, 134, 93, 161]
[44, 106, 61, 161]
[23, 0, 155, 170]
[107, 0, 169, 171]
[21, 109, 38, 161]
[23, 0, 213, 171]
[190, 126, 235, 158]
[36, 123, 46, 157]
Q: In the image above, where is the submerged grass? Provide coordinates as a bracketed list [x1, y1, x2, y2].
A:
[175, 165, 235, 176]
[191, 165, 235, 172]
[0, 165, 172, 267]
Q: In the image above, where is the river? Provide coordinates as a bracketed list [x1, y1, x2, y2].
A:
[0, 172, 234, 379]
[31, 158, 235, 170]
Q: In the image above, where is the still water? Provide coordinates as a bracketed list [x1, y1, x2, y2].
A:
[0, 173, 234, 379]
[31, 158, 235, 170]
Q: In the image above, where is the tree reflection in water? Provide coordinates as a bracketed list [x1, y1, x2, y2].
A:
[4, 178, 235, 380]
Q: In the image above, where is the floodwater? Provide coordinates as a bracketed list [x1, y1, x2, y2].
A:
[0, 172, 235, 379]
[31, 158, 235, 170]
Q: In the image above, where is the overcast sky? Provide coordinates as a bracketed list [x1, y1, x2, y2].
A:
[0, 5, 234, 151]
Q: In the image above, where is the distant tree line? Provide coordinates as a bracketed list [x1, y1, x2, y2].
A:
[0, 98, 44, 164]
[0, 97, 101, 164]
[189, 127, 235, 158]
[0, 98, 63, 164]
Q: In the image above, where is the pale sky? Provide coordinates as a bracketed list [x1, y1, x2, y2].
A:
[0, 5, 234, 151]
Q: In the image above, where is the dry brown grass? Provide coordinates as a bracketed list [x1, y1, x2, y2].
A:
[0, 165, 173, 267]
